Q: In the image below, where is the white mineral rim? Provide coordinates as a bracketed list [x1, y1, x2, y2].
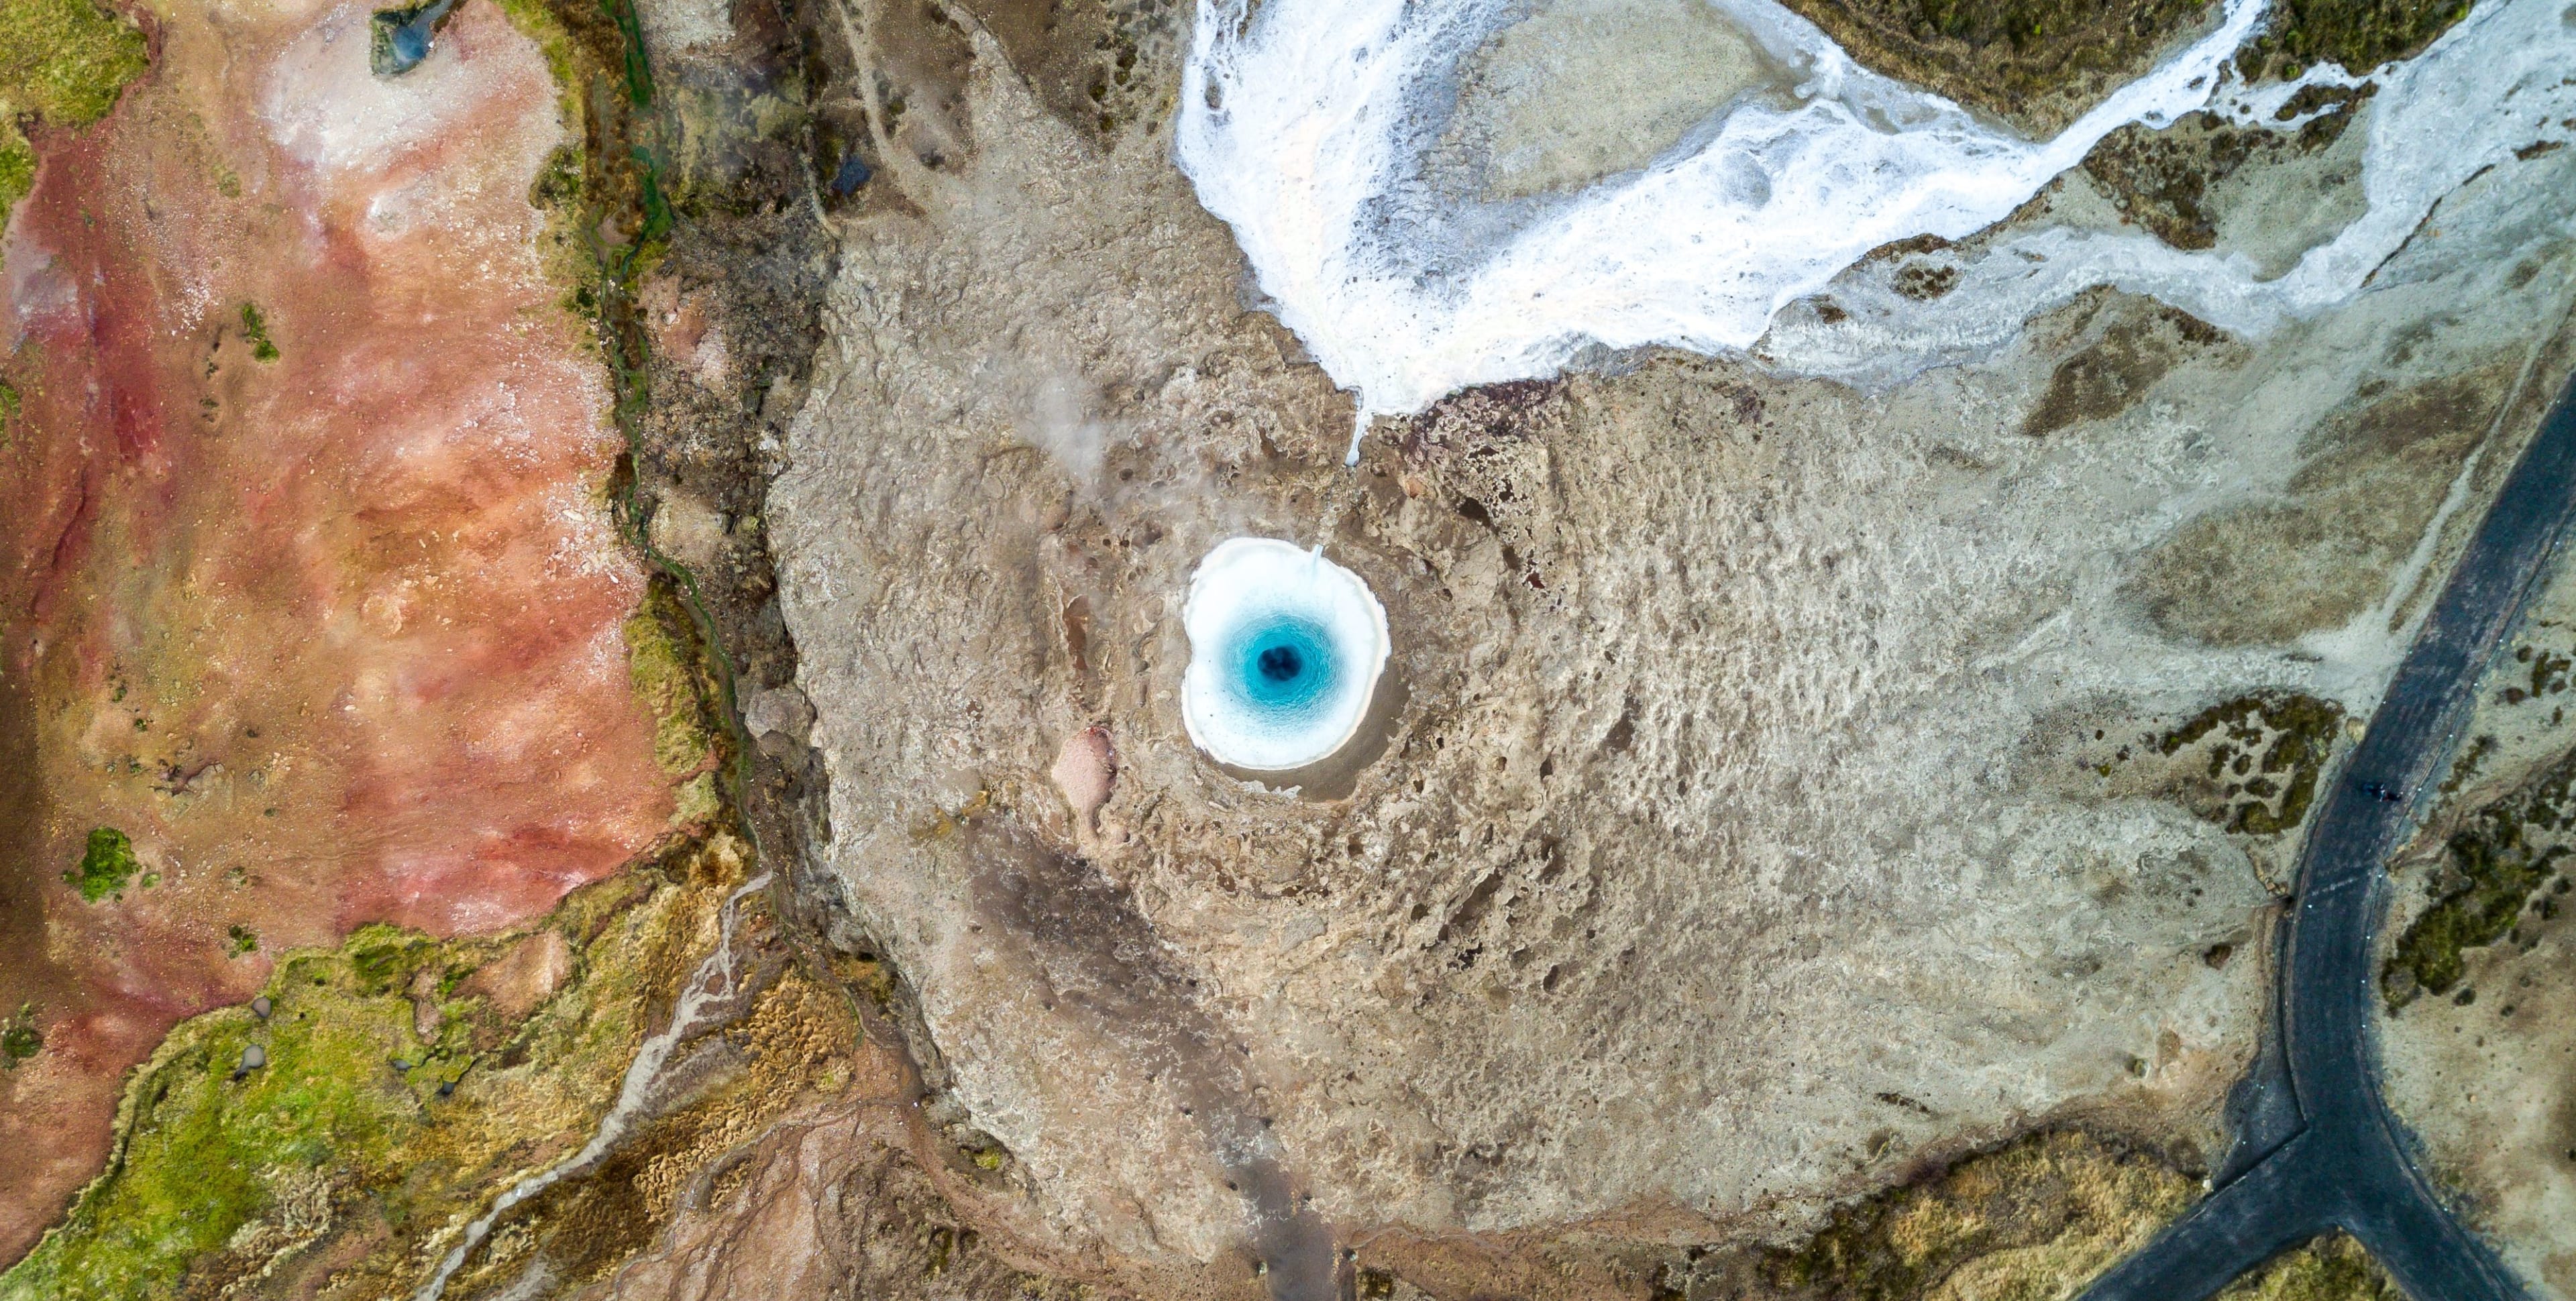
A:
[1181, 538, 1392, 773]
[1175, 0, 2576, 418]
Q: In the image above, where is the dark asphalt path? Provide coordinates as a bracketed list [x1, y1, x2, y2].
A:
[2080, 369, 2576, 1301]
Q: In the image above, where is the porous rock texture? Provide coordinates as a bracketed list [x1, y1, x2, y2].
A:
[770, 3, 2576, 1299]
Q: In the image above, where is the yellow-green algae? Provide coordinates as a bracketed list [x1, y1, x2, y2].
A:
[0, 0, 148, 230]
[1766, 1131, 2197, 1300]
[431, 956, 873, 1294]
[625, 574, 724, 827]
[0, 838, 742, 1300]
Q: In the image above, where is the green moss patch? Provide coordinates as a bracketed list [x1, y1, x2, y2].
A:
[2236, 0, 2473, 80]
[2216, 1233, 2398, 1300]
[64, 826, 139, 901]
[2157, 693, 2345, 834]
[1768, 0, 2214, 132]
[236, 302, 278, 362]
[1764, 1131, 2198, 1300]
[0, 958, 427, 1298]
[2382, 741, 2576, 1008]
[0, 863, 702, 1300]
[0, 0, 149, 231]
[0, 0, 148, 124]
[1, 1005, 41, 1067]
[0, 135, 30, 229]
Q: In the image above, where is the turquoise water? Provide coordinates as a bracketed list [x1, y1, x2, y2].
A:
[1230, 616, 1335, 717]
[1181, 537, 1388, 772]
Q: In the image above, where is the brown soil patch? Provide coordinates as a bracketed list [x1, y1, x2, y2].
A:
[2123, 364, 2513, 646]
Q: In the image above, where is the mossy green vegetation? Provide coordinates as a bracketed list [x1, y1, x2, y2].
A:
[0, 0, 149, 229]
[1764, 1131, 2198, 1300]
[2216, 1233, 2398, 1299]
[0, 0, 148, 123]
[0, 852, 731, 1300]
[236, 302, 278, 362]
[2150, 693, 2345, 835]
[0, 0, 787, 1288]
[4, 946, 431, 1298]
[2235, 0, 2473, 79]
[63, 826, 138, 901]
[1760, 1133, 2398, 1301]
[1, 1004, 41, 1067]
[2382, 741, 2576, 1008]
[0, 137, 29, 224]
[2071, 690, 2359, 850]
[1770, 0, 2213, 131]
[625, 576, 726, 826]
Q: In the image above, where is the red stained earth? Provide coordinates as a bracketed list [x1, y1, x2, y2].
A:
[0, 0, 679, 1262]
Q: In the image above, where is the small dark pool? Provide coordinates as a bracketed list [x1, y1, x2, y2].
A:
[831, 154, 873, 196]
[371, 0, 456, 76]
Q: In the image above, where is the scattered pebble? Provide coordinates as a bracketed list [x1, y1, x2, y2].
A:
[250, 997, 272, 1019]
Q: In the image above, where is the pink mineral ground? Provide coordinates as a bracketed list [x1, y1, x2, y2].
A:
[0, 0, 676, 1261]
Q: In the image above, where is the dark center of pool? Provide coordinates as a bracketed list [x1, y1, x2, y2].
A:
[1233, 618, 1335, 715]
[1257, 644, 1304, 682]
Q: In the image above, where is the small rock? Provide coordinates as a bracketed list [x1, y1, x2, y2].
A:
[744, 685, 817, 744]
[648, 490, 729, 571]
[1051, 726, 1118, 830]
[250, 997, 272, 1019]
[458, 929, 572, 1021]
[241, 1043, 266, 1069]
[408, 965, 443, 1040]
